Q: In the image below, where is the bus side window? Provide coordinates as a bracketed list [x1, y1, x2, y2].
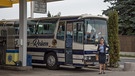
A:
[73, 22, 83, 43]
[14, 23, 19, 35]
[38, 25, 44, 34]
[27, 25, 35, 35]
[43, 24, 52, 34]
[27, 20, 39, 35]
[37, 20, 56, 35]
[38, 24, 52, 34]
[57, 22, 65, 40]
[15, 27, 19, 35]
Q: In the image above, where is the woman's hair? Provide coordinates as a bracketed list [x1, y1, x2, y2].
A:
[100, 37, 104, 41]
[99, 37, 106, 44]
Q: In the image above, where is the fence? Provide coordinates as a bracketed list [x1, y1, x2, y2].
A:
[119, 35, 135, 52]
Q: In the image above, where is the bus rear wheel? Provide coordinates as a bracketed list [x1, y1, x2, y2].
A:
[46, 52, 59, 70]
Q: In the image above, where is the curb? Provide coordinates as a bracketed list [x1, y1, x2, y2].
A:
[120, 57, 135, 59]
[0, 65, 32, 71]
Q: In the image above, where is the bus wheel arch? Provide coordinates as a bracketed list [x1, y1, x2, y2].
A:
[44, 51, 59, 70]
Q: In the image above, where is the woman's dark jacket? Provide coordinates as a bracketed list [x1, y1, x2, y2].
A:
[97, 44, 109, 54]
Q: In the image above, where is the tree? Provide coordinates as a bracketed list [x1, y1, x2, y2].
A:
[54, 12, 61, 17]
[47, 11, 51, 17]
[108, 10, 120, 67]
[103, 0, 135, 35]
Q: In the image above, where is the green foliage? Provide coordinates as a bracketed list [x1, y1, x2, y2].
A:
[103, 0, 135, 35]
[47, 11, 51, 17]
[108, 10, 120, 67]
[54, 12, 61, 17]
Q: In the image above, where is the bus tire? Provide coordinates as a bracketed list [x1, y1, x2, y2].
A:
[46, 52, 59, 70]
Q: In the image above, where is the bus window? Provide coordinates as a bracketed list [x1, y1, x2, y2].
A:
[73, 22, 83, 43]
[27, 25, 36, 35]
[37, 24, 44, 34]
[14, 26, 19, 35]
[84, 19, 107, 44]
[37, 20, 56, 34]
[94, 19, 108, 43]
[13, 21, 19, 35]
[57, 22, 65, 40]
[14, 20, 39, 35]
[27, 20, 39, 35]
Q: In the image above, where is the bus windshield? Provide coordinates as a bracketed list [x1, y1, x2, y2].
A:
[84, 18, 108, 44]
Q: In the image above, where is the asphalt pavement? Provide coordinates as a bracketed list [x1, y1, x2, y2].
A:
[0, 57, 135, 76]
[0, 66, 135, 76]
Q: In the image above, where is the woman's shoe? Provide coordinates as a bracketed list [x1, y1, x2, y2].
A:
[103, 72, 105, 74]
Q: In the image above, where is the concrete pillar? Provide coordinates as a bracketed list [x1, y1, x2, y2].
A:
[124, 62, 135, 71]
[19, 0, 27, 66]
[30, 1, 34, 18]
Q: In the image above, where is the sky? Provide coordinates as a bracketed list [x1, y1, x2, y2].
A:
[0, 0, 110, 20]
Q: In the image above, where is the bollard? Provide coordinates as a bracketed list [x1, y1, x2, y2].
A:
[124, 62, 135, 71]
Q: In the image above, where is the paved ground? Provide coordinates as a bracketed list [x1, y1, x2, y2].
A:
[0, 57, 135, 76]
[0, 66, 135, 76]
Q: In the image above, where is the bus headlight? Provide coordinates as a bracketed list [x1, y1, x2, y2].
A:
[88, 56, 91, 60]
[84, 56, 87, 60]
[84, 56, 91, 60]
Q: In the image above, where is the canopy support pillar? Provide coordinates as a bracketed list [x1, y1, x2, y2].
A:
[19, 0, 27, 66]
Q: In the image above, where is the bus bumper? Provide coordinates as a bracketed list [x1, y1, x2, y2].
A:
[83, 54, 110, 65]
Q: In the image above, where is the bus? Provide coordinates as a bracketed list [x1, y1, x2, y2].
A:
[0, 15, 109, 69]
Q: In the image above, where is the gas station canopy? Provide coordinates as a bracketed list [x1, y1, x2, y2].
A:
[0, 0, 62, 8]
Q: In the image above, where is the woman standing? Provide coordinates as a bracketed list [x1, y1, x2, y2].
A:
[97, 37, 109, 74]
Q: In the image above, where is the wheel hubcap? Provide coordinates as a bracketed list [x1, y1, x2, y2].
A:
[47, 55, 55, 66]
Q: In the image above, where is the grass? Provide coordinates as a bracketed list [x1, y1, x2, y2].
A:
[120, 54, 135, 58]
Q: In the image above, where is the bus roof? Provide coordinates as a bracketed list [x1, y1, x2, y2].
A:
[0, 14, 108, 22]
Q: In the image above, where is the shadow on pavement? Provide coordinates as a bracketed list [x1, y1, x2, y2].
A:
[32, 65, 98, 73]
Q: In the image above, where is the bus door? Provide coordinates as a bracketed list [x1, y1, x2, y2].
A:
[65, 22, 73, 64]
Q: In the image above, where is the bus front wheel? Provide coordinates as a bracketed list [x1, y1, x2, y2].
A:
[46, 52, 59, 70]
